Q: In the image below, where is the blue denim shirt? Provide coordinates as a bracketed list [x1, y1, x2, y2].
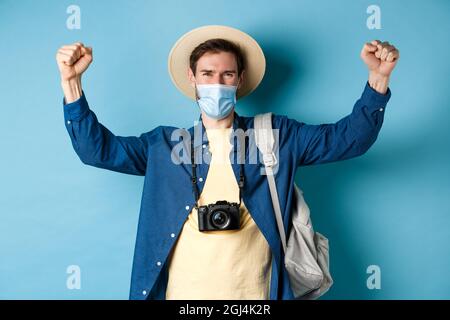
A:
[62, 82, 391, 300]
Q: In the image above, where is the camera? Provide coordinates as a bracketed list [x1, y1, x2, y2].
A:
[197, 200, 241, 231]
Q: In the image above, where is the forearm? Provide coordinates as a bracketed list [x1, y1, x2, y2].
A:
[368, 72, 389, 95]
[295, 82, 391, 166]
[61, 76, 83, 103]
[62, 93, 149, 175]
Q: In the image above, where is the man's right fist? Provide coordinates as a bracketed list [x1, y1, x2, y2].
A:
[56, 42, 93, 81]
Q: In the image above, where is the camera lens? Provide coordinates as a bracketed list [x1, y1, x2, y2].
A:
[211, 210, 230, 229]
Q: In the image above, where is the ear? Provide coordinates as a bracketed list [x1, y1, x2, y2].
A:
[188, 68, 196, 89]
[237, 70, 245, 90]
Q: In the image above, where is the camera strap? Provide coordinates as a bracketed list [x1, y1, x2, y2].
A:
[190, 114, 246, 210]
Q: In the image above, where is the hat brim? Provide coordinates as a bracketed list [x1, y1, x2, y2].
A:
[168, 25, 266, 101]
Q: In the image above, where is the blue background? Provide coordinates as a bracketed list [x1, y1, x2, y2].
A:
[1, 0, 449, 299]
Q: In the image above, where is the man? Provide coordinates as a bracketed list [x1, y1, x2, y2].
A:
[56, 25, 399, 300]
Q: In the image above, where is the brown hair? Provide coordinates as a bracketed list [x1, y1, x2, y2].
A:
[189, 38, 245, 76]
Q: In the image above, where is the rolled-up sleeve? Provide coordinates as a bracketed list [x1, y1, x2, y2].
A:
[63, 91, 149, 176]
[286, 82, 391, 166]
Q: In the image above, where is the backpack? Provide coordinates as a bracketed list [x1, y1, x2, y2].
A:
[253, 112, 333, 299]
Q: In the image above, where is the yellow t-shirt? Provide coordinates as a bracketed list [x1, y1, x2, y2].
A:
[165, 126, 272, 300]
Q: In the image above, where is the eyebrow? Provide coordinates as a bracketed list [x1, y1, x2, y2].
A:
[199, 69, 237, 73]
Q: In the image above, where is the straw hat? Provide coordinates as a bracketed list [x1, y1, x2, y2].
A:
[168, 25, 266, 101]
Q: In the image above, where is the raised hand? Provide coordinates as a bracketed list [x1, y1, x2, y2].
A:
[360, 40, 400, 94]
[56, 42, 93, 81]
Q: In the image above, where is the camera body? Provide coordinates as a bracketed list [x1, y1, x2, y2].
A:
[197, 200, 241, 231]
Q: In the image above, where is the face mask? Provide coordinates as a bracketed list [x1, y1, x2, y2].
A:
[195, 83, 238, 120]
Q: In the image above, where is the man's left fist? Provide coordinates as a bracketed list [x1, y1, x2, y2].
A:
[361, 40, 400, 77]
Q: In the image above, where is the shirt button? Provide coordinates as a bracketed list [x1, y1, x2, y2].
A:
[199, 177, 203, 182]
[142, 290, 147, 295]
[170, 233, 175, 238]
[156, 261, 162, 266]
[185, 205, 190, 211]
[379, 107, 384, 112]
[67, 120, 71, 124]
[202, 144, 207, 149]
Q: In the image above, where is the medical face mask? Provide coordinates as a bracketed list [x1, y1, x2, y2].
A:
[195, 83, 238, 120]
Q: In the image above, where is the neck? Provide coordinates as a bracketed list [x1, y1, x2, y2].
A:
[201, 110, 235, 130]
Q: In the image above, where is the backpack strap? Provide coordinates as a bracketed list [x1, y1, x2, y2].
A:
[254, 113, 287, 253]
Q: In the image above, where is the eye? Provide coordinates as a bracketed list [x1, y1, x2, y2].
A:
[203, 73, 212, 76]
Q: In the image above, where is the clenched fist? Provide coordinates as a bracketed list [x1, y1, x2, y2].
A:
[56, 42, 93, 81]
[361, 40, 400, 94]
[361, 40, 399, 76]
